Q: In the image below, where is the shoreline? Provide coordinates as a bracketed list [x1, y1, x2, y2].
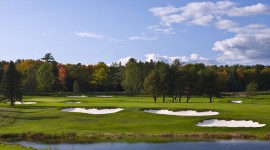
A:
[1, 132, 270, 143]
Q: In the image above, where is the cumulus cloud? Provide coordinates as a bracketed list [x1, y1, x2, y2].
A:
[149, 1, 270, 26]
[149, 1, 270, 65]
[117, 54, 215, 66]
[227, 3, 270, 16]
[213, 17, 270, 65]
[145, 53, 214, 64]
[117, 56, 132, 65]
[213, 26, 270, 65]
[216, 19, 238, 30]
[75, 32, 104, 39]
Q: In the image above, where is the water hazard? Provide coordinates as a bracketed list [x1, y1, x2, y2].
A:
[12, 140, 270, 150]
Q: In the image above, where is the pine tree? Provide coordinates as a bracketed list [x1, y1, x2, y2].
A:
[1, 61, 22, 106]
[73, 80, 80, 95]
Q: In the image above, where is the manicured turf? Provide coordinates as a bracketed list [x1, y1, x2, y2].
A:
[0, 94, 269, 142]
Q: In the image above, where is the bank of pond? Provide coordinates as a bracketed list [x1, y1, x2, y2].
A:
[6, 140, 270, 150]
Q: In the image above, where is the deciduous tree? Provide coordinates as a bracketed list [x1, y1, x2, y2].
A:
[144, 69, 161, 103]
[246, 82, 258, 103]
[36, 62, 55, 94]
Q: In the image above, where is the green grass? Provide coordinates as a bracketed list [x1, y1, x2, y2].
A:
[0, 95, 270, 142]
[0, 143, 34, 150]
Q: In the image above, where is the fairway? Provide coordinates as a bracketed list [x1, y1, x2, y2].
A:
[0, 95, 270, 141]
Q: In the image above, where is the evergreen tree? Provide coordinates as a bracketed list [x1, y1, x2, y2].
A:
[42, 53, 55, 63]
[73, 80, 81, 95]
[1, 61, 22, 106]
[122, 58, 140, 94]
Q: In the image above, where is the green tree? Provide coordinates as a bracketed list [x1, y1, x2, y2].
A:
[175, 70, 185, 103]
[122, 58, 140, 94]
[73, 80, 81, 95]
[199, 69, 220, 103]
[36, 62, 55, 94]
[92, 62, 109, 91]
[144, 69, 161, 103]
[156, 61, 170, 103]
[181, 64, 201, 103]
[42, 53, 55, 63]
[21, 63, 40, 93]
[246, 82, 258, 104]
[1, 61, 22, 106]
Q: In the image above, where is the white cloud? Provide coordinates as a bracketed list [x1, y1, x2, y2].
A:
[213, 25, 270, 65]
[145, 53, 213, 64]
[227, 3, 270, 16]
[117, 56, 132, 65]
[147, 25, 175, 34]
[188, 15, 213, 26]
[149, 1, 270, 26]
[76, 32, 104, 39]
[117, 54, 215, 66]
[149, 1, 270, 65]
[213, 19, 270, 65]
[216, 19, 238, 30]
[128, 35, 157, 41]
[149, 5, 179, 17]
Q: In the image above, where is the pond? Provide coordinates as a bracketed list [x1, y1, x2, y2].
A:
[12, 140, 270, 150]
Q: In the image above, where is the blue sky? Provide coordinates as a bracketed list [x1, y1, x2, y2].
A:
[0, 0, 270, 65]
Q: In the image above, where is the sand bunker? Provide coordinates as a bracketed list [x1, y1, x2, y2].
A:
[231, 100, 242, 104]
[14, 102, 37, 104]
[197, 119, 265, 127]
[66, 102, 81, 104]
[144, 109, 219, 116]
[96, 95, 114, 98]
[67, 95, 87, 98]
[62, 108, 123, 114]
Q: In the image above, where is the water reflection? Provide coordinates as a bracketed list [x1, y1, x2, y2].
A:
[13, 140, 270, 150]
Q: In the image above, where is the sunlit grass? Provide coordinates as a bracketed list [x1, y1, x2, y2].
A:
[0, 143, 34, 150]
[0, 94, 269, 139]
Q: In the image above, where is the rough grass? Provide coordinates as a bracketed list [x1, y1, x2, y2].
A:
[0, 95, 269, 142]
[0, 143, 34, 150]
[0, 107, 18, 126]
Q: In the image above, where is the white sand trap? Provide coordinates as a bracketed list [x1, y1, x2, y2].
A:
[144, 109, 219, 116]
[66, 102, 81, 104]
[62, 108, 123, 114]
[197, 119, 265, 127]
[67, 95, 87, 98]
[96, 95, 114, 98]
[14, 102, 37, 104]
[231, 100, 242, 104]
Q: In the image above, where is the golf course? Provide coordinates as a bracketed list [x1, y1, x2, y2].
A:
[0, 93, 270, 149]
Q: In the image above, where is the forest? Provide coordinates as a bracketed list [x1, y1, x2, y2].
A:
[0, 53, 270, 102]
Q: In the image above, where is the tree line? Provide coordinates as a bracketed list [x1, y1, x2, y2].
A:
[1, 53, 270, 104]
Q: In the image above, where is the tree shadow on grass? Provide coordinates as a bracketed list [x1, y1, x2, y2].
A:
[17, 116, 60, 121]
[15, 105, 64, 110]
